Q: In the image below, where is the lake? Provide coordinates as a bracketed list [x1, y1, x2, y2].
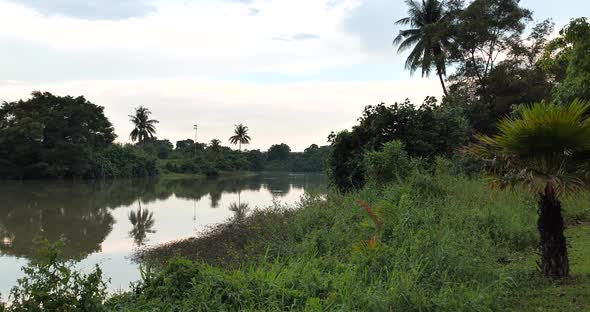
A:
[0, 172, 327, 296]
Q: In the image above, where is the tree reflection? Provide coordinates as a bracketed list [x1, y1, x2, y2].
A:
[228, 202, 250, 222]
[0, 173, 326, 260]
[128, 201, 156, 247]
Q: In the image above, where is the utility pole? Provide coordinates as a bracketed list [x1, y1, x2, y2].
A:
[193, 124, 198, 157]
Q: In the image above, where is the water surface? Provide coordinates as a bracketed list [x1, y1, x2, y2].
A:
[0, 172, 326, 296]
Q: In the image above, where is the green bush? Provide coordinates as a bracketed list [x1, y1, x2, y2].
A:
[365, 140, 413, 184]
[6, 242, 108, 312]
[86, 145, 158, 179]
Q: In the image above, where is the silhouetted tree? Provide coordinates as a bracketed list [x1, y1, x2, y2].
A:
[129, 106, 159, 144]
[229, 124, 251, 151]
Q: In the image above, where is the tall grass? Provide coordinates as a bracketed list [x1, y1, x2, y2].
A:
[109, 165, 590, 311]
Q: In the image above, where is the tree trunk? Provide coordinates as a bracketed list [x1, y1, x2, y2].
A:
[437, 69, 448, 97]
[537, 183, 569, 278]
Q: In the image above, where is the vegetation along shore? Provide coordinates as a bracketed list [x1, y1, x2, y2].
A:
[1, 0, 590, 311]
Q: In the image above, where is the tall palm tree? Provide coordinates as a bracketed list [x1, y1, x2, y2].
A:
[129, 106, 159, 144]
[393, 0, 451, 96]
[469, 100, 590, 278]
[128, 200, 156, 247]
[228, 124, 251, 151]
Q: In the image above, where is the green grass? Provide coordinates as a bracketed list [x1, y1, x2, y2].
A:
[504, 223, 590, 311]
[121, 172, 590, 311]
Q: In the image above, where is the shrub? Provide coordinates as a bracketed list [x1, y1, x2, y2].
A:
[6, 242, 108, 312]
[365, 140, 413, 184]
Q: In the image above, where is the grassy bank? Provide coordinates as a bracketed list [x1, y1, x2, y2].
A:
[4, 169, 589, 311]
[118, 169, 590, 311]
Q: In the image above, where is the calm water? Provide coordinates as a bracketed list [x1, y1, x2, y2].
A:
[0, 173, 326, 296]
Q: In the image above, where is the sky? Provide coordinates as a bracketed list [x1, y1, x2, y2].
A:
[0, 0, 587, 151]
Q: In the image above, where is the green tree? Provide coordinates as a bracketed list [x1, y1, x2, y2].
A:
[0, 91, 116, 179]
[228, 124, 251, 151]
[469, 100, 590, 278]
[129, 106, 159, 144]
[394, 0, 452, 96]
[448, 0, 532, 93]
[267, 143, 291, 161]
[328, 97, 470, 192]
[540, 17, 590, 104]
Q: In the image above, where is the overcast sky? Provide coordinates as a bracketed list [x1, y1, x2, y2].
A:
[0, 0, 587, 151]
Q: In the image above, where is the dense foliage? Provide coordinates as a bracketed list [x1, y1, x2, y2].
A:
[0, 92, 158, 179]
[158, 140, 330, 176]
[327, 97, 469, 192]
[0, 92, 115, 179]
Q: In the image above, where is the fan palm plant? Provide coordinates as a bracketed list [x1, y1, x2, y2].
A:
[394, 0, 452, 96]
[129, 106, 159, 144]
[229, 124, 251, 151]
[469, 100, 590, 278]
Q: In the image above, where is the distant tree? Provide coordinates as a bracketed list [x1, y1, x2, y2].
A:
[267, 143, 291, 161]
[469, 100, 590, 278]
[175, 139, 194, 151]
[304, 144, 320, 153]
[208, 139, 223, 158]
[129, 106, 159, 144]
[394, 0, 452, 96]
[228, 124, 251, 151]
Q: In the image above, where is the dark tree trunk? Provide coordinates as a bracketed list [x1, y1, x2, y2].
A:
[437, 69, 448, 97]
[537, 183, 569, 278]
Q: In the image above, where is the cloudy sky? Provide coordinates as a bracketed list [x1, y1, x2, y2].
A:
[0, 0, 587, 151]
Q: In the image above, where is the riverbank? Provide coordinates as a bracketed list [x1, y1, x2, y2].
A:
[3, 169, 588, 310]
[124, 170, 590, 311]
[158, 170, 260, 180]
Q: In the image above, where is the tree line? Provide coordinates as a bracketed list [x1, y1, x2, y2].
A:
[0, 93, 329, 179]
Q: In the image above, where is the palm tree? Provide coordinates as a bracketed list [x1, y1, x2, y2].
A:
[128, 200, 156, 247]
[469, 100, 590, 278]
[393, 0, 451, 96]
[228, 124, 251, 151]
[129, 106, 159, 144]
[208, 139, 223, 159]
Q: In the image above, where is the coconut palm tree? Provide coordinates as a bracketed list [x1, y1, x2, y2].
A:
[393, 0, 452, 96]
[128, 200, 156, 247]
[469, 100, 590, 278]
[129, 106, 159, 144]
[228, 124, 251, 151]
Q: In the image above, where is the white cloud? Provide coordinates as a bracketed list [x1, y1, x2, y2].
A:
[0, 78, 441, 151]
[5, 0, 157, 20]
[0, 0, 368, 81]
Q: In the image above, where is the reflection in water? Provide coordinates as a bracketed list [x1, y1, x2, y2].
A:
[229, 202, 250, 222]
[128, 201, 156, 247]
[0, 173, 326, 261]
